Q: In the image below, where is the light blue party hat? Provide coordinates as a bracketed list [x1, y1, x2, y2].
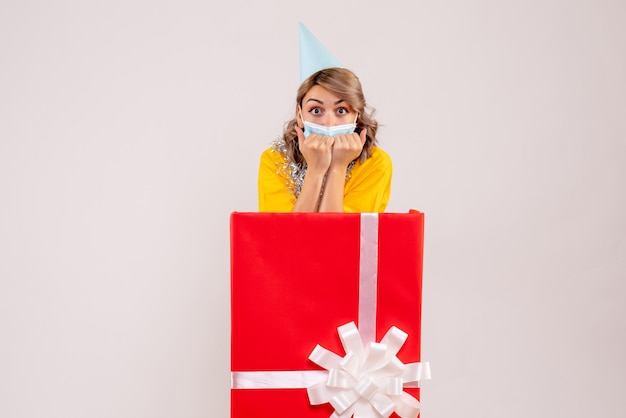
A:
[299, 22, 342, 83]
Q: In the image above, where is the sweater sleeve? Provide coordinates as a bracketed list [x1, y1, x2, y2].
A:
[258, 148, 295, 212]
[343, 147, 392, 213]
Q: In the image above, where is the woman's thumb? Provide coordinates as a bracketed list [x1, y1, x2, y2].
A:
[360, 128, 367, 145]
[295, 125, 305, 142]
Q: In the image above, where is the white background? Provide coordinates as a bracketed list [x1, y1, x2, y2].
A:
[1, 1, 625, 417]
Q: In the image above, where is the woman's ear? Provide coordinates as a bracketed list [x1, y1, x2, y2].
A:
[296, 106, 304, 128]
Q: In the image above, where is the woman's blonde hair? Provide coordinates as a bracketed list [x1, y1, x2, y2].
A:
[281, 67, 378, 165]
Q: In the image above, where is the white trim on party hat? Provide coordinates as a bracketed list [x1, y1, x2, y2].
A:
[299, 22, 343, 83]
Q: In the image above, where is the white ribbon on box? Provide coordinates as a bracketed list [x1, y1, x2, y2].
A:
[231, 213, 431, 418]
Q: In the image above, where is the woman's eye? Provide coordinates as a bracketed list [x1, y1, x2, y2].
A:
[337, 108, 348, 115]
[310, 108, 321, 115]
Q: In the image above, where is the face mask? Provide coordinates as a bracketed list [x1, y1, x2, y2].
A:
[299, 109, 358, 138]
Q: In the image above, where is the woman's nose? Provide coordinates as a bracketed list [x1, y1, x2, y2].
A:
[322, 114, 337, 127]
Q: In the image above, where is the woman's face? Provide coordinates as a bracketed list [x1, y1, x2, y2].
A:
[298, 85, 356, 128]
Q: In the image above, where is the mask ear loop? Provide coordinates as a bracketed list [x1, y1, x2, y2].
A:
[352, 112, 360, 134]
[298, 106, 306, 128]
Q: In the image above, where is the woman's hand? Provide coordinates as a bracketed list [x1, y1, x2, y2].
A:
[329, 129, 367, 169]
[291, 126, 332, 212]
[317, 129, 367, 212]
[295, 126, 333, 174]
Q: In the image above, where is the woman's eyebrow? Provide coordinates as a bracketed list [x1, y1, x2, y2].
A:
[305, 98, 345, 105]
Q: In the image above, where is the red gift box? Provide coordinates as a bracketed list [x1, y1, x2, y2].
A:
[230, 212, 429, 418]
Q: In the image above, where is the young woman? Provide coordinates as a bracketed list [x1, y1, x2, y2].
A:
[258, 67, 392, 212]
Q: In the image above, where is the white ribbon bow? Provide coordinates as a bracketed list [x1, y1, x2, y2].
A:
[307, 321, 431, 418]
